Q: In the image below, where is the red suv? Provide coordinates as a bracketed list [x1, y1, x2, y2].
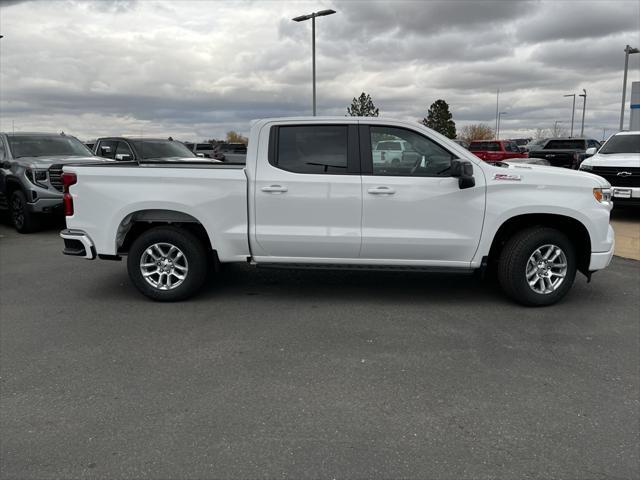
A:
[469, 140, 528, 162]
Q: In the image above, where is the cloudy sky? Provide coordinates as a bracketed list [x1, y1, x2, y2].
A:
[0, 0, 639, 142]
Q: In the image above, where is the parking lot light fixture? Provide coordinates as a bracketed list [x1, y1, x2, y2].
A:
[497, 111, 507, 139]
[292, 9, 337, 116]
[564, 94, 576, 137]
[620, 45, 639, 130]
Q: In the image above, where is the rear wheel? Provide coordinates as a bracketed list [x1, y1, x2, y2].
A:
[127, 226, 208, 301]
[10, 190, 41, 233]
[498, 227, 577, 306]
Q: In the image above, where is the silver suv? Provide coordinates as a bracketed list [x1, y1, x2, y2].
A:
[0, 132, 100, 233]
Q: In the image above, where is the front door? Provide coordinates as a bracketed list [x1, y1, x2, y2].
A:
[253, 123, 362, 260]
[360, 124, 485, 266]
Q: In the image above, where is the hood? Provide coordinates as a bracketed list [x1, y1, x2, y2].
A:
[17, 155, 109, 168]
[490, 161, 610, 187]
[581, 152, 640, 168]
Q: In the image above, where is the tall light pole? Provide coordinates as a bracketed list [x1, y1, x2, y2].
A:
[494, 88, 500, 139]
[620, 44, 639, 130]
[564, 93, 576, 137]
[292, 9, 336, 116]
[579, 89, 587, 137]
[497, 111, 507, 139]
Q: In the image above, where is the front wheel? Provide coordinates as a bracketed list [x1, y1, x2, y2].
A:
[498, 227, 577, 306]
[127, 226, 208, 301]
[10, 190, 41, 233]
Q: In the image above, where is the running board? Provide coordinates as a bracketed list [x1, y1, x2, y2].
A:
[254, 263, 475, 274]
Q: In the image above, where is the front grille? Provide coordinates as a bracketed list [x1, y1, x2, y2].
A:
[48, 165, 63, 192]
[592, 167, 640, 188]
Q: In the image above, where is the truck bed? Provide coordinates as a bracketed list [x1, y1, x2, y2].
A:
[63, 162, 250, 261]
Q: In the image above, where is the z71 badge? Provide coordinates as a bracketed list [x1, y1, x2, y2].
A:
[494, 173, 522, 181]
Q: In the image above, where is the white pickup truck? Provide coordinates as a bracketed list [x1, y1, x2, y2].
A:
[60, 117, 615, 306]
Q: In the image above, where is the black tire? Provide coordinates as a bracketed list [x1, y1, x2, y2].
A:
[497, 227, 577, 307]
[10, 190, 41, 233]
[127, 226, 209, 302]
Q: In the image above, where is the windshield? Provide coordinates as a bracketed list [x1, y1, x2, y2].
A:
[130, 140, 197, 160]
[599, 134, 640, 154]
[7, 135, 93, 158]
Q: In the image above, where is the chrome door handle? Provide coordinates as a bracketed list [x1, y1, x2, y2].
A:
[261, 185, 288, 193]
[367, 186, 396, 195]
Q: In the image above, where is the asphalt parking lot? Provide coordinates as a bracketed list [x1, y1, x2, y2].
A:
[1, 219, 639, 479]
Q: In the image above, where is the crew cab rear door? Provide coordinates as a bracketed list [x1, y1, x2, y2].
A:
[252, 122, 362, 260]
[359, 123, 485, 266]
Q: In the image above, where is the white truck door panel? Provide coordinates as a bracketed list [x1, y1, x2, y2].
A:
[361, 176, 485, 262]
[360, 124, 486, 264]
[253, 124, 362, 259]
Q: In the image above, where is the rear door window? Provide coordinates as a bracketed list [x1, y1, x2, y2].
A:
[272, 125, 349, 174]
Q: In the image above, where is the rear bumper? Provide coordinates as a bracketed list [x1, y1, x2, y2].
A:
[60, 229, 96, 259]
[588, 225, 615, 271]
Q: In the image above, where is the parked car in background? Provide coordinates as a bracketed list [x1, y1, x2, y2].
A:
[93, 137, 219, 162]
[61, 117, 614, 306]
[509, 138, 532, 152]
[525, 138, 548, 153]
[527, 137, 601, 169]
[372, 139, 413, 167]
[0, 132, 100, 232]
[213, 142, 248, 163]
[84, 140, 96, 151]
[580, 131, 640, 206]
[468, 140, 528, 162]
[183, 142, 225, 160]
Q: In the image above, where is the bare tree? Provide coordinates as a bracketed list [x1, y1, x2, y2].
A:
[226, 131, 248, 145]
[458, 124, 494, 144]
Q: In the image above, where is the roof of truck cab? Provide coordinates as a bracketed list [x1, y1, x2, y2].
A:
[95, 137, 175, 141]
[1, 132, 74, 136]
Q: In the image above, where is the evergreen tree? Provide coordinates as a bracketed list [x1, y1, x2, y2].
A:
[347, 92, 380, 117]
[421, 100, 456, 139]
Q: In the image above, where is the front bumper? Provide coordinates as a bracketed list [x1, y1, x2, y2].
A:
[588, 224, 615, 271]
[26, 196, 63, 214]
[60, 229, 96, 259]
[611, 186, 640, 206]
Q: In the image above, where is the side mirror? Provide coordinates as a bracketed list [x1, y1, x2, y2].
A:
[196, 153, 205, 158]
[585, 147, 597, 156]
[451, 159, 475, 189]
[115, 153, 132, 161]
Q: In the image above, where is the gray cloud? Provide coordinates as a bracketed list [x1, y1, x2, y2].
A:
[0, 0, 638, 141]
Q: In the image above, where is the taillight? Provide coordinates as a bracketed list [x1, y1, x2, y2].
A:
[62, 172, 77, 216]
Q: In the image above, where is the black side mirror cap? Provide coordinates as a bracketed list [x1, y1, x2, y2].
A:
[451, 159, 475, 189]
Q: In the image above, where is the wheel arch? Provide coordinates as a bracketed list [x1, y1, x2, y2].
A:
[488, 213, 592, 275]
[115, 209, 214, 255]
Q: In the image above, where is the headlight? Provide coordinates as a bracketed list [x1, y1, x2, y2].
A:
[593, 187, 611, 203]
[580, 163, 593, 171]
[25, 168, 48, 188]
